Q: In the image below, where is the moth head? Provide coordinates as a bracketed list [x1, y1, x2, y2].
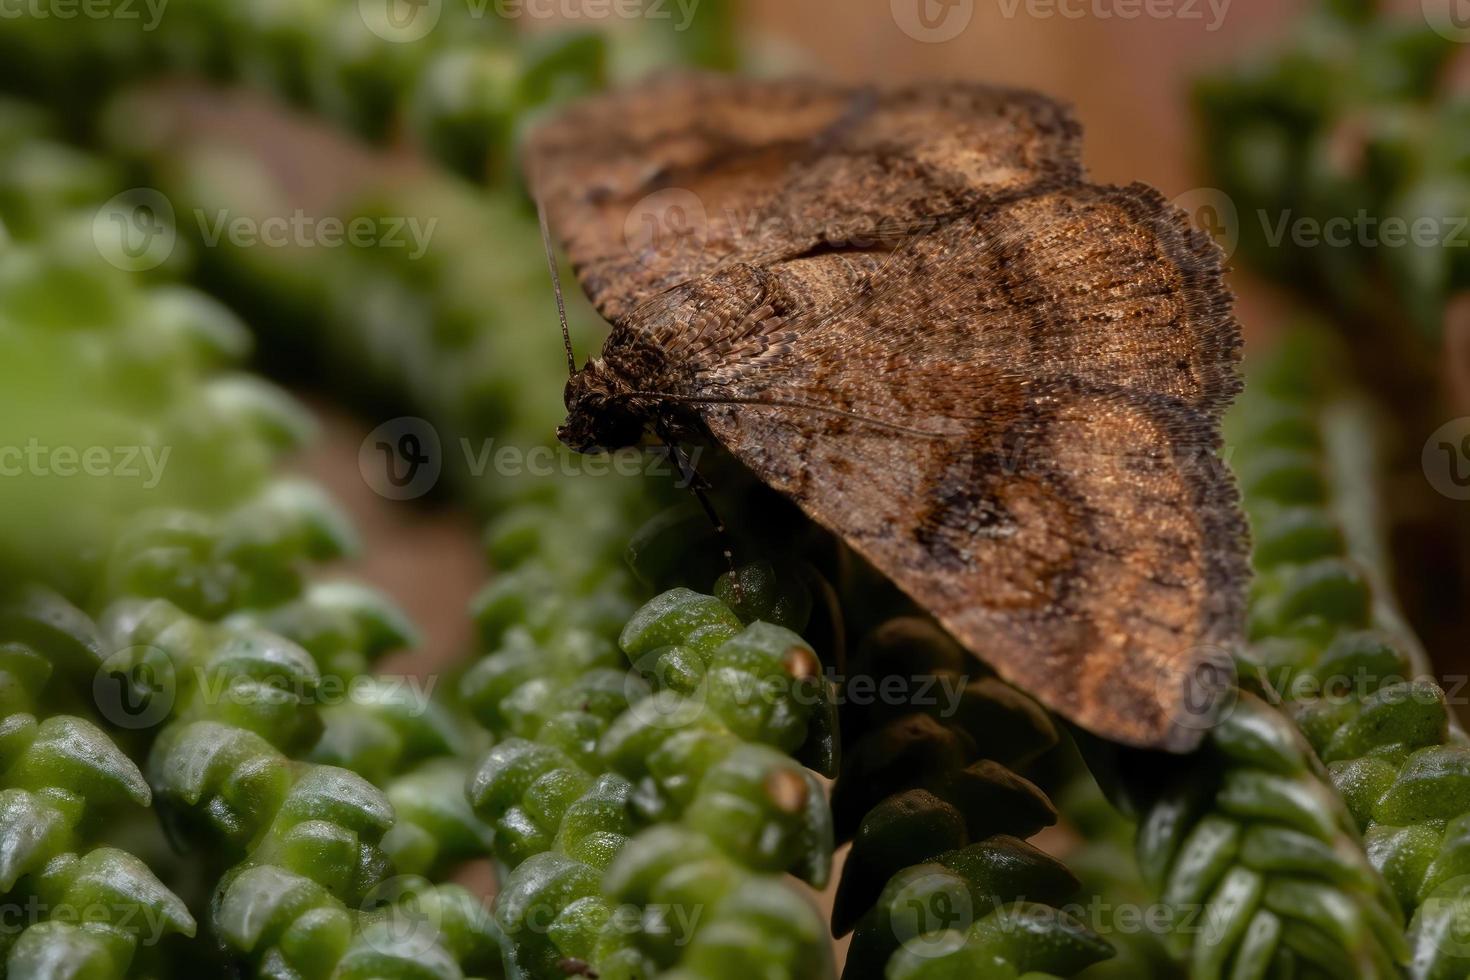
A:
[557, 364, 646, 454]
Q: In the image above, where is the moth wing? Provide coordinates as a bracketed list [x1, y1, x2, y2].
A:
[526, 73, 1082, 322]
[684, 183, 1247, 750]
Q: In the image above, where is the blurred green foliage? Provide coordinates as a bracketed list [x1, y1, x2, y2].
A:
[0, 139, 301, 586]
[1197, 0, 1468, 336]
[0, 101, 513, 980]
[0, 588, 197, 979]
[1229, 330, 1470, 979]
[5, 2, 1465, 979]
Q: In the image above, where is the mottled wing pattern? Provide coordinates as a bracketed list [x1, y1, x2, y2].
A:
[524, 73, 1082, 322]
[678, 184, 1246, 750]
[740, 82, 1084, 261]
[532, 76, 1247, 750]
[691, 183, 1241, 412]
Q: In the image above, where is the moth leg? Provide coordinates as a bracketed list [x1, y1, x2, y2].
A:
[661, 437, 742, 603]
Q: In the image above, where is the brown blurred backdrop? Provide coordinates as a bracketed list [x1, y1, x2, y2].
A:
[747, 0, 1304, 193]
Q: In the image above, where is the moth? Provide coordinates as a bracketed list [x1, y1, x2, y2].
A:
[527, 73, 1248, 752]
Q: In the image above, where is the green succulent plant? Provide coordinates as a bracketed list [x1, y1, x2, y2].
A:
[11, 5, 1470, 979]
[0, 588, 196, 980]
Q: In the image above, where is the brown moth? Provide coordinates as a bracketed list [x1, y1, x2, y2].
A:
[526, 73, 1248, 752]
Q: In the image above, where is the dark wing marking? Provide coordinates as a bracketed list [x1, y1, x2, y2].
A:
[652, 183, 1247, 750]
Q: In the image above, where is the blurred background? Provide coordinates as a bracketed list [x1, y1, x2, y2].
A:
[3, 0, 1470, 974]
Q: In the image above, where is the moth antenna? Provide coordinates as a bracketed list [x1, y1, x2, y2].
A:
[537, 198, 577, 377]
